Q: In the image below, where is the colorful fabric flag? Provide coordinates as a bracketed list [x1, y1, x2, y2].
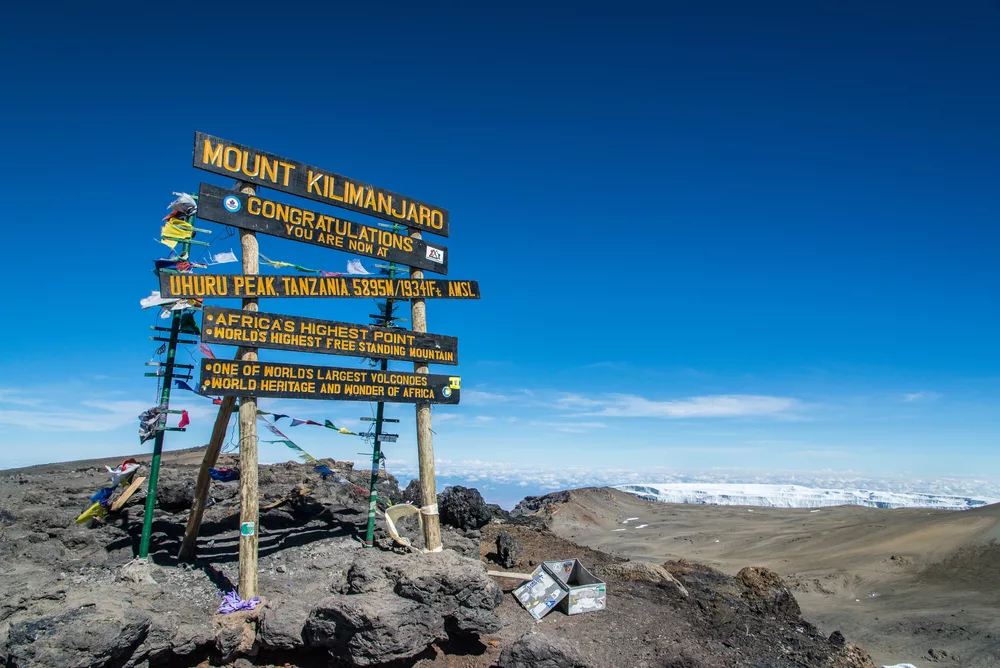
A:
[154, 343, 167, 355]
[138, 405, 165, 443]
[209, 467, 239, 482]
[321, 271, 344, 277]
[90, 487, 116, 506]
[180, 313, 200, 335]
[178, 410, 190, 429]
[166, 192, 197, 218]
[160, 218, 194, 249]
[105, 459, 140, 487]
[324, 419, 357, 435]
[140, 291, 177, 310]
[199, 343, 215, 359]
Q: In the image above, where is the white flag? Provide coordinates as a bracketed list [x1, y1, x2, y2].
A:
[211, 250, 238, 264]
[346, 259, 371, 275]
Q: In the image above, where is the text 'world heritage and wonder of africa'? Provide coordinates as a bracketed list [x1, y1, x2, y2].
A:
[200, 360, 461, 404]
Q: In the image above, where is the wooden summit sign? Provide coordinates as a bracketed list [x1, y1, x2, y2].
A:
[200, 359, 461, 404]
[160, 273, 480, 300]
[201, 306, 458, 365]
[197, 184, 448, 274]
[193, 133, 449, 237]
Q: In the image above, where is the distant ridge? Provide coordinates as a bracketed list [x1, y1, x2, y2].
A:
[615, 482, 998, 510]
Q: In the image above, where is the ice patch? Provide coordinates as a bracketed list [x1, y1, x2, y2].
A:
[634, 524, 648, 529]
[622, 517, 639, 524]
[612, 528, 626, 532]
[614, 483, 998, 511]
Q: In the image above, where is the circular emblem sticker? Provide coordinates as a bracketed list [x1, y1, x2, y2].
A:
[442, 387, 452, 398]
[223, 195, 241, 213]
[240, 521, 255, 536]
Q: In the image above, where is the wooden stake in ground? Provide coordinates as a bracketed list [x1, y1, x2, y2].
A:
[409, 231, 442, 552]
[178, 395, 236, 560]
[237, 183, 260, 599]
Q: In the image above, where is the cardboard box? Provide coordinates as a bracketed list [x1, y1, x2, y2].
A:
[513, 559, 607, 620]
[542, 560, 607, 615]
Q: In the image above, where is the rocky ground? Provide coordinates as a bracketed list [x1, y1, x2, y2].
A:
[0, 450, 877, 667]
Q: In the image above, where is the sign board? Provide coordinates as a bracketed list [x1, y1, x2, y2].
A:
[201, 306, 458, 365]
[160, 273, 479, 300]
[197, 184, 448, 274]
[193, 132, 449, 236]
[200, 359, 461, 404]
[376, 434, 399, 443]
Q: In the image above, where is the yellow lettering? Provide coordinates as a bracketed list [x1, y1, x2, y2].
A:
[278, 161, 295, 186]
[307, 170, 323, 195]
[241, 152, 259, 177]
[259, 156, 278, 183]
[223, 146, 242, 173]
[203, 139, 223, 167]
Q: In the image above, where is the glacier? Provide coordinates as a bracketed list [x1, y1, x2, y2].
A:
[614, 483, 998, 510]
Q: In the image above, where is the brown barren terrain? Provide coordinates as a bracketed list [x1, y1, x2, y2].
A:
[530, 487, 1000, 667]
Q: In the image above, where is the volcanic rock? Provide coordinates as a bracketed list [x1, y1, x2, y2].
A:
[498, 631, 592, 668]
[496, 529, 522, 567]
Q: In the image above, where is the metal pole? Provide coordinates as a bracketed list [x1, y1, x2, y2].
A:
[364, 257, 395, 546]
[139, 236, 189, 559]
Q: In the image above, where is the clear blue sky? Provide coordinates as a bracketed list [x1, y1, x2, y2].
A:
[1, 2, 997, 489]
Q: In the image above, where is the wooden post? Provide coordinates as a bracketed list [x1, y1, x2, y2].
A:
[237, 184, 260, 599]
[409, 231, 442, 552]
[178, 395, 236, 560]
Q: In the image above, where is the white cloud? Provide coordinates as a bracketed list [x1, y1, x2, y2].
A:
[903, 391, 941, 402]
[529, 420, 607, 434]
[474, 416, 495, 423]
[461, 390, 514, 406]
[0, 393, 216, 433]
[557, 393, 800, 419]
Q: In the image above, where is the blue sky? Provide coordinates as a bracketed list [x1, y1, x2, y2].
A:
[0, 3, 998, 498]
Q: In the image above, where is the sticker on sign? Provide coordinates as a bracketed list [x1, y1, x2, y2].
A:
[426, 246, 445, 264]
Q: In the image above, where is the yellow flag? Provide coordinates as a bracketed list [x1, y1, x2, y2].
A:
[160, 219, 194, 249]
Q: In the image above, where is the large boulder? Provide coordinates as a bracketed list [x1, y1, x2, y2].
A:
[498, 631, 593, 668]
[495, 530, 522, 568]
[438, 485, 496, 530]
[3, 605, 150, 668]
[601, 561, 689, 598]
[304, 549, 503, 665]
[305, 594, 442, 665]
[258, 597, 311, 651]
[736, 566, 801, 621]
[155, 479, 195, 512]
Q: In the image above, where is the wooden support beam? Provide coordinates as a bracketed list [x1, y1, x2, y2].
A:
[237, 183, 260, 599]
[409, 230, 442, 553]
[178, 394, 236, 560]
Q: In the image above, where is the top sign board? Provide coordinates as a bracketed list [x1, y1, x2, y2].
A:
[193, 132, 450, 237]
[197, 184, 448, 274]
